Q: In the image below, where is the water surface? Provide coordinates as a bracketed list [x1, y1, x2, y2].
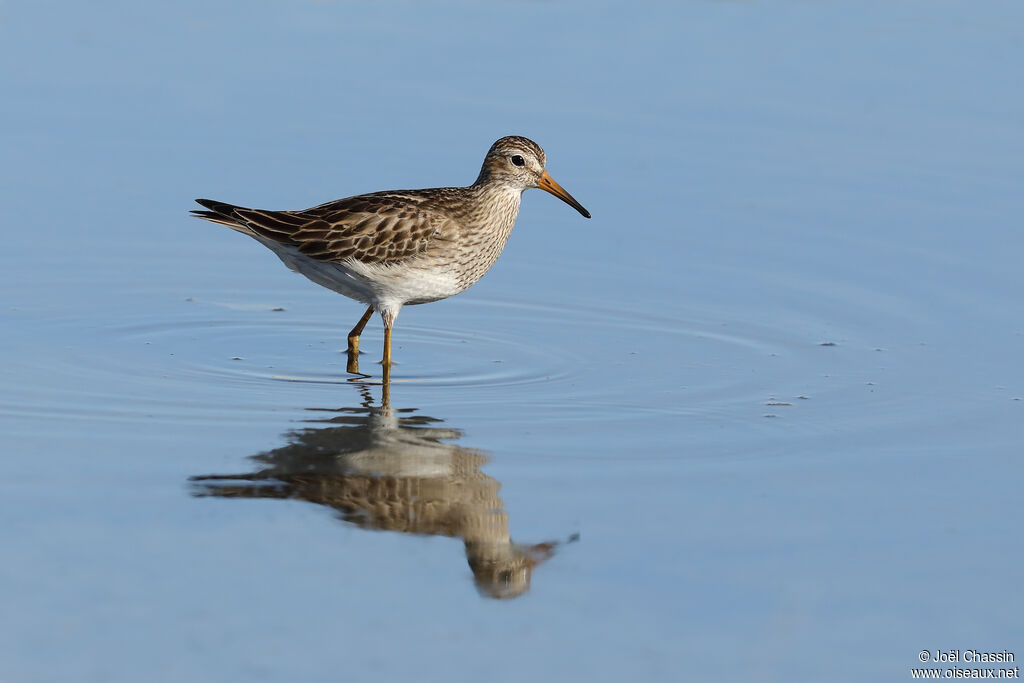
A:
[2, 1, 1022, 681]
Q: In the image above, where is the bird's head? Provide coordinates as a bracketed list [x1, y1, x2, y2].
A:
[476, 135, 590, 218]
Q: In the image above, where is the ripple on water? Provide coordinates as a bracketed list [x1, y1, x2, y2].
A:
[111, 315, 582, 389]
[2, 294, 867, 427]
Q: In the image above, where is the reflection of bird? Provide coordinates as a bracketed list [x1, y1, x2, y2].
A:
[190, 385, 572, 599]
[192, 136, 590, 377]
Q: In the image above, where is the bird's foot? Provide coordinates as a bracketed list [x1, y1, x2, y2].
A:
[346, 349, 362, 375]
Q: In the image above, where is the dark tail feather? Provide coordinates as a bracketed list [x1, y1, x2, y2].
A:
[191, 198, 246, 229]
[194, 197, 243, 215]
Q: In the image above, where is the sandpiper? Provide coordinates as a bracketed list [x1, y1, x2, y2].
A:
[192, 136, 590, 377]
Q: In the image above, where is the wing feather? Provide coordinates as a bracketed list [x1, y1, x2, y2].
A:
[193, 192, 455, 265]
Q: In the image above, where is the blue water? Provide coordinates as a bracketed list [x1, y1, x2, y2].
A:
[2, 1, 1022, 681]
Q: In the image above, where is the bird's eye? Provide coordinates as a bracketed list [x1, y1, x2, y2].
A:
[510, 155, 525, 167]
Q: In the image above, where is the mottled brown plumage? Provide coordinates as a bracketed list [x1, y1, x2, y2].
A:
[192, 136, 590, 376]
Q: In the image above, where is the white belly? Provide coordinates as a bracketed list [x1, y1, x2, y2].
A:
[260, 239, 463, 308]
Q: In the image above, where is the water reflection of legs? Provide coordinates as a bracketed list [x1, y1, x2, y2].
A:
[189, 382, 575, 599]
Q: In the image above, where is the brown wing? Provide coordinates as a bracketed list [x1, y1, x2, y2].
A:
[192, 193, 453, 265]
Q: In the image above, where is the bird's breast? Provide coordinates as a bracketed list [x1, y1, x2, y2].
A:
[441, 188, 522, 290]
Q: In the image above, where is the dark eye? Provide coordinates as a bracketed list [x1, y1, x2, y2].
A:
[510, 155, 525, 167]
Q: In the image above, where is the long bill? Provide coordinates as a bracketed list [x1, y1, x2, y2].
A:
[537, 171, 591, 218]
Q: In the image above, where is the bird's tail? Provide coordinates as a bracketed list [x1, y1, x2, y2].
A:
[190, 198, 251, 232]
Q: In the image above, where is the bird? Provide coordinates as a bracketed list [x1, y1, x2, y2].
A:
[191, 135, 590, 378]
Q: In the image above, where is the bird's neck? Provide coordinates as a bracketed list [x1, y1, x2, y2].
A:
[465, 180, 522, 233]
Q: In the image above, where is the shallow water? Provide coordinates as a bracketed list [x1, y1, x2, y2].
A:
[2, 1, 1023, 681]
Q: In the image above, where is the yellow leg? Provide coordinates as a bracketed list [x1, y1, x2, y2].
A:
[347, 306, 374, 356]
[378, 307, 396, 383]
[346, 306, 374, 374]
[381, 325, 393, 384]
[382, 324, 392, 367]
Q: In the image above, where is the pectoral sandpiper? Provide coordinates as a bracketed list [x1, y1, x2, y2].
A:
[192, 136, 590, 378]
